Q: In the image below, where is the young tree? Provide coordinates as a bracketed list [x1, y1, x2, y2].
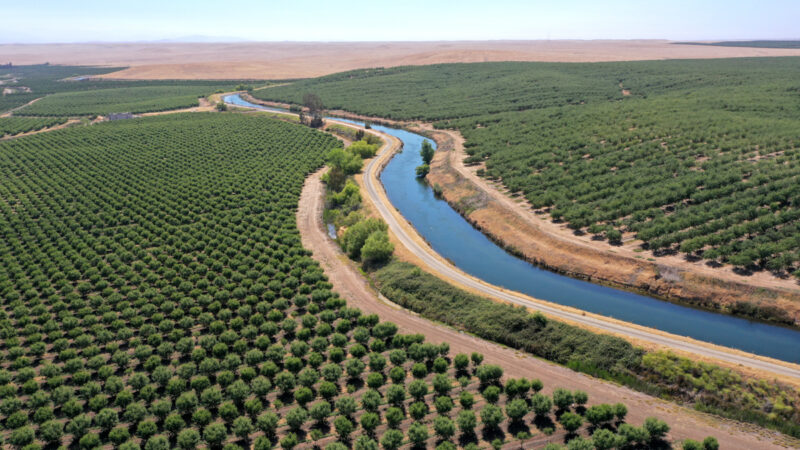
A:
[433, 416, 455, 440]
[355, 436, 379, 450]
[385, 406, 405, 428]
[9, 426, 35, 447]
[203, 423, 228, 448]
[531, 393, 552, 416]
[505, 398, 529, 422]
[233, 416, 254, 442]
[552, 388, 574, 411]
[257, 411, 280, 437]
[702, 436, 720, 450]
[457, 410, 477, 436]
[336, 396, 357, 417]
[386, 384, 406, 406]
[310, 400, 332, 425]
[80, 433, 102, 449]
[408, 422, 429, 447]
[361, 389, 382, 413]
[144, 435, 170, 450]
[285, 407, 308, 431]
[644, 417, 670, 443]
[585, 404, 615, 428]
[177, 429, 201, 449]
[380, 429, 404, 450]
[109, 426, 131, 446]
[164, 414, 185, 437]
[420, 140, 435, 165]
[360, 412, 380, 436]
[558, 412, 583, 434]
[408, 379, 429, 401]
[333, 415, 354, 441]
[39, 420, 64, 445]
[96, 407, 119, 431]
[613, 403, 628, 422]
[480, 404, 504, 430]
[361, 231, 394, 265]
[409, 401, 428, 420]
[482, 385, 501, 403]
[592, 429, 621, 450]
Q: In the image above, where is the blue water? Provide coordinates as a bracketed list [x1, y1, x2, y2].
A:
[227, 94, 800, 363]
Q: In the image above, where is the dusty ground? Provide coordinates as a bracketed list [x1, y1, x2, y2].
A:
[296, 167, 798, 450]
[4, 41, 800, 79]
[0, 117, 80, 140]
[424, 126, 800, 324]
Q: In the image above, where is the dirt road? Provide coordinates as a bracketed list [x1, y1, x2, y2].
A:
[426, 126, 800, 322]
[297, 166, 796, 450]
[222, 93, 800, 379]
[358, 126, 800, 380]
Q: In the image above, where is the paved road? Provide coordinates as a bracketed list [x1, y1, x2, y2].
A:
[361, 133, 800, 380]
[226, 94, 800, 380]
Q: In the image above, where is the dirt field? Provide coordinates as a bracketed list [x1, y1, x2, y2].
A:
[4, 41, 800, 79]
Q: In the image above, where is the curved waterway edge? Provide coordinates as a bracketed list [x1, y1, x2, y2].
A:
[224, 94, 800, 366]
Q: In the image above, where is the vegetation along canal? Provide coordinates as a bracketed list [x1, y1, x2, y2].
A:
[226, 94, 800, 363]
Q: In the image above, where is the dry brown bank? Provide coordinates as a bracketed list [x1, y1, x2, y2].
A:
[297, 164, 798, 450]
[244, 92, 800, 325]
[424, 127, 800, 325]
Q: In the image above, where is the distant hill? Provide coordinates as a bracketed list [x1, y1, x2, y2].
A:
[676, 40, 800, 49]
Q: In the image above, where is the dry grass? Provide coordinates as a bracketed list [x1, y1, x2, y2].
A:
[4, 41, 800, 79]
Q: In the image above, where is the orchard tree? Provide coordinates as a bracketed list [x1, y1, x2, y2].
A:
[553, 388, 574, 411]
[310, 400, 332, 425]
[408, 422, 429, 447]
[644, 417, 670, 444]
[480, 404, 504, 431]
[559, 412, 583, 434]
[177, 429, 201, 449]
[334, 415, 355, 441]
[433, 416, 455, 441]
[506, 398, 529, 422]
[233, 416, 254, 442]
[457, 410, 477, 436]
[360, 412, 380, 436]
[380, 429, 404, 450]
[203, 423, 228, 448]
[355, 436, 379, 450]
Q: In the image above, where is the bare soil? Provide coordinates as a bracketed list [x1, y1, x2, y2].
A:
[423, 127, 800, 324]
[296, 167, 798, 450]
[4, 41, 800, 79]
[0, 118, 80, 140]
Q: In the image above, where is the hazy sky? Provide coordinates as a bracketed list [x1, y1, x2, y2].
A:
[5, 0, 799, 43]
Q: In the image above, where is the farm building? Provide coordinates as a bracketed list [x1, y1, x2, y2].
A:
[107, 112, 135, 121]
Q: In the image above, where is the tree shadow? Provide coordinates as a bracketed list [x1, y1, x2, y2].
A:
[458, 432, 478, 447]
[683, 253, 702, 262]
[347, 377, 365, 391]
[480, 426, 505, 443]
[532, 415, 555, 432]
[507, 420, 531, 437]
